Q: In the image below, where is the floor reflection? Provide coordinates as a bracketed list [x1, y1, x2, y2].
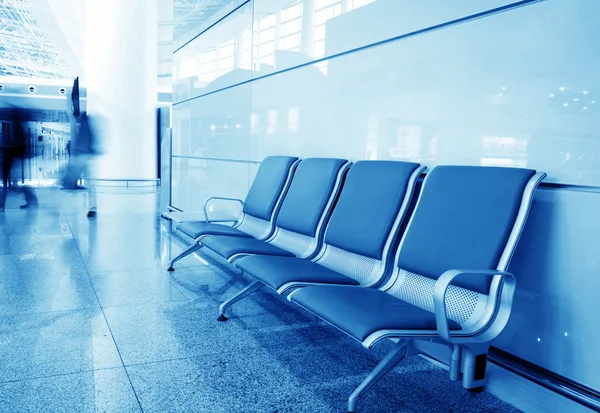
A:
[0, 190, 521, 412]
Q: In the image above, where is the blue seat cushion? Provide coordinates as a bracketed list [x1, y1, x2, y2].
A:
[243, 156, 298, 221]
[235, 255, 360, 290]
[177, 221, 253, 239]
[275, 158, 348, 237]
[397, 165, 536, 294]
[290, 286, 461, 342]
[324, 161, 421, 260]
[202, 235, 295, 259]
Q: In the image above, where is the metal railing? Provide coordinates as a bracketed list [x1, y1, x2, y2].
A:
[82, 178, 161, 187]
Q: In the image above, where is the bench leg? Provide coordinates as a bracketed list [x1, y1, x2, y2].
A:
[168, 242, 201, 271]
[217, 281, 264, 321]
[449, 344, 463, 381]
[348, 340, 409, 413]
[462, 345, 490, 391]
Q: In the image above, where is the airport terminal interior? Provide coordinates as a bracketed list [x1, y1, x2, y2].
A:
[0, 0, 599, 412]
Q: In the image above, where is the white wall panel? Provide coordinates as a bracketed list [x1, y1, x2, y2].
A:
[502, 188, 600, 391]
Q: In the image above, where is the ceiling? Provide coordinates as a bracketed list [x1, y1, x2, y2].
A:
[0, 0, 84, 79]
[0, 0, 176, 89]
[0, 0, 238, 91]
[173, 0, 238, 48]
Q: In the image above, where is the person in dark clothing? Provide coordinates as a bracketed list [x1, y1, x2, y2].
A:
[0, 106, 38, 211]
[0, 142, 15, 212]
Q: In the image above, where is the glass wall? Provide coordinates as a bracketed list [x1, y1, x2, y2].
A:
[172, 0, 600, 398]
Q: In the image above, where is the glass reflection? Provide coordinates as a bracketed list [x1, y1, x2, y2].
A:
[174, 0, 600, 184]
[174, 0, 379, 101]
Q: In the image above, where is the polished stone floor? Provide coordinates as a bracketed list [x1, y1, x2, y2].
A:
[0, 188, 521, 412]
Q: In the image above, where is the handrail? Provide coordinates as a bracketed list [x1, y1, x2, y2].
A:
[489, 348, 600, 411]
[84, 178, 160, 182]
[82, 177, 160, 187]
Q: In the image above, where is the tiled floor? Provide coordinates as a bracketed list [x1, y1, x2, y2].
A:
[0, 188, 521, 412]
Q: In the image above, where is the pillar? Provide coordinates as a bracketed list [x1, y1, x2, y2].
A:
[84, 0, 158, 180]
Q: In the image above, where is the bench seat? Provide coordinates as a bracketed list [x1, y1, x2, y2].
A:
[236, 255, 360, 291]
[166, 155, 299, 271]
[177, 222, 254, 239]
[202, 235, 295, 259]
[291, 285, 461, 342]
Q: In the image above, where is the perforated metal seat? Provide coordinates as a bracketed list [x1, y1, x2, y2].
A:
[289, 165, 546, 413]
[236, 255, 359, 291]
[166, 156, 299, 271]
[292, 286, 461, 341]
[177, 222, 253, 239]
[203, 158, 351, 263]
[202, 236, 295, 259]
[216, 160, 425, 321]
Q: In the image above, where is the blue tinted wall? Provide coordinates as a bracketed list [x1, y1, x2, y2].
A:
[171, 0, 600, 394]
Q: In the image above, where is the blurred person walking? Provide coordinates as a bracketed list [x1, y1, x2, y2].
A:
[61, 112, 101, 217]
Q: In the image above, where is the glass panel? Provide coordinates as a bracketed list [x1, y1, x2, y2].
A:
[174, 0, 247, 49]
[173, 1, 253, 103]
[171, 157, 252, 212]
[245, 1, 600, 391]
[251, 0, 519, 76]
[172, 83, 252, 160]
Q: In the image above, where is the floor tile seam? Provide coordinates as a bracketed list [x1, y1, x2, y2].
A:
[116, 326, 355, 370]
[61, 212, 98, 286]
[0, 270, 93, 278]
[91, 297, 194, 309]
[120, 344, 273, 370]
[64, 210, 145, 412]
[85, 266, 221, 280]
[94, 290, 146, 412]
[166, 271, 242, 298]
[0, 252, 89, 261]
[84, 265, 183, 273]
[168, 279, 208, 301]
[0, 303, 102, 318]
[117, 206, 164, 238]
[96, 296, 216, 311]
[87, 266, 213, 276]
[125, 209, 161, 230]
[89, 268, 212, 300]
[0, 366, 123, 385]
[99, 299, 273, 320]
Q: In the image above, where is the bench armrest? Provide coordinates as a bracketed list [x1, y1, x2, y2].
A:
[203, 197, 244, 223]
[433, 269, 516, 343]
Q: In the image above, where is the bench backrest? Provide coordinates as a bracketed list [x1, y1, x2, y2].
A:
[386, 165, 544, 331]
[268, 158, 350, 258]
[315, 160, 424, 286]
[237, 156, 299, 239]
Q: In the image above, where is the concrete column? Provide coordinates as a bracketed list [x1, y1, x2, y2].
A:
[84, 0, 158, 180]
